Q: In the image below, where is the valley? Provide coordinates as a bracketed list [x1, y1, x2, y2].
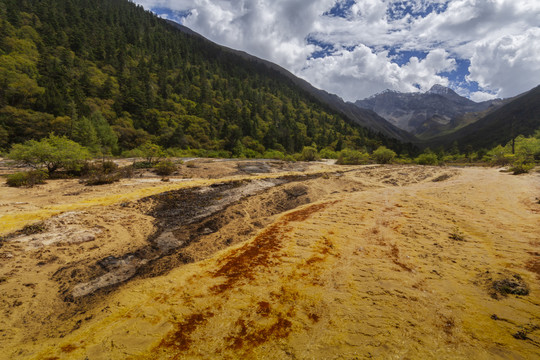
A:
[1, 1, 539, 358]
[1, 160, 539, 359]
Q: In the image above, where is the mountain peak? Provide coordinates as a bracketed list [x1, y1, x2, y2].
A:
[426, 84, 452, 94]
[427, 84, 455, 95]
[368, 89, 400, 99]
[354, 83, 502, 136]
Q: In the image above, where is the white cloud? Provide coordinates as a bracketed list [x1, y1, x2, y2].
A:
[467, 28, 540, 98]
[469, 91, 498, 102]
[300, 46, 456, 101]
[133, 0, 540, 101]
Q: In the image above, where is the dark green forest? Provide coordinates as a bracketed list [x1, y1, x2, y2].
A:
[0, 0, 408, 157]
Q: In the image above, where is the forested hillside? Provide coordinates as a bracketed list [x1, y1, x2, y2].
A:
[0, 0, 409, 156]
[423, 85, 540, 151]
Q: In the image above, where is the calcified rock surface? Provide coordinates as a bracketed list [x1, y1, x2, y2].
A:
[0, 160, 539, 359]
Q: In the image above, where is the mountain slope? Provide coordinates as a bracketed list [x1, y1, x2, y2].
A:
[423, 85, 540, 150]
[354, 85, 503, 137]
[166, 21, 415, 144]
[0, 0, 412, 156]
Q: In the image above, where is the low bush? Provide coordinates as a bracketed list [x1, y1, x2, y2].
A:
[101, 160, 119, 174]
[6, 170, 48, 187]
[283, 155, 297, 162]
[262, 150, 285, 160]
[80, 160, 128, 185]
[415, 153, 439, 165]
[154, 160, 177, 176]
[194, 149, 232, 158]
[372, 146, 396, 164]
[336, 149, 370, 165]
[118, 165, 135, 178]
[319, 148, 339, 159]
[240, 148, 261, 159]
[510, 161, 535, 175]
[132, 161, 154, 169]
[79, 160, 119, 176]
[393, 156, 413, 164]
[298, 146, 319, 161]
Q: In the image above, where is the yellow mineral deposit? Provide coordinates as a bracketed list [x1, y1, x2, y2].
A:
[0, 161, 539, 359]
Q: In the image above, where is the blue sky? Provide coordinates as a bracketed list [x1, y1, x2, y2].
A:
[133, 0, 540, 102]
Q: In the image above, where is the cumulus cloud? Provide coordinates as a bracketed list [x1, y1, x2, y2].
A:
[133, 0, 540, 101]
[300, 47, 456, 100]
[467, 28, 540, 98]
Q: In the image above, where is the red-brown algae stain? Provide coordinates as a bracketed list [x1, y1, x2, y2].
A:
[60, 343, 78, 353]
[526, 255, 540, 279]
[390, 243, 414, 272]
[307, 312, 320, 323]
[211, 201, 339, 294]
[157, 311, 214, 353]
[225, 316, 293, 351]
[257, 301, 271, 317]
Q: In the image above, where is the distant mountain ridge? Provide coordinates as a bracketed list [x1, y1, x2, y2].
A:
[422, 85, 540, 150]
[354, 85, 505, 138]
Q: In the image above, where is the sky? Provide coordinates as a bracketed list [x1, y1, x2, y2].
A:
[132, 0, 540, 102]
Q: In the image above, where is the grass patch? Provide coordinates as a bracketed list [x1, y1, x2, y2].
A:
[6, 170, 48, 187]
[492, 274, 529, 297]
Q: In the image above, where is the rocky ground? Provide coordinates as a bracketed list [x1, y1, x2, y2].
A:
[0, 159, 539, 359]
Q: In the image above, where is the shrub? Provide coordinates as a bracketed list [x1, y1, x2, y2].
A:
[80, 161, 125, 185]
[372, 146, 396, 164]
[8, 134, 90, 175]
[394, 155, 413, 164]
[298, 146, 319, 161]
[6, 170, 48, 187]
[240, 148, 261, 159]
[132, 161, 154, 169]
[79, 160, 119, 177]
[262, 150, 285, 160]
[513, 135, 540, 163]
[192, 149, 232, 158]
[486, 145, 513, 166]
[319, 148, 339, 159]
[510, 161, 535, 175]
[129, 141, 165, 164]
[101, 160, 119, 174]
[336, 149, 370, 165]
[154, 160, 177, 176]
[415, 152, 439, 165]
[118, 165, 135, 178]
[283, 155, 297, 162]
